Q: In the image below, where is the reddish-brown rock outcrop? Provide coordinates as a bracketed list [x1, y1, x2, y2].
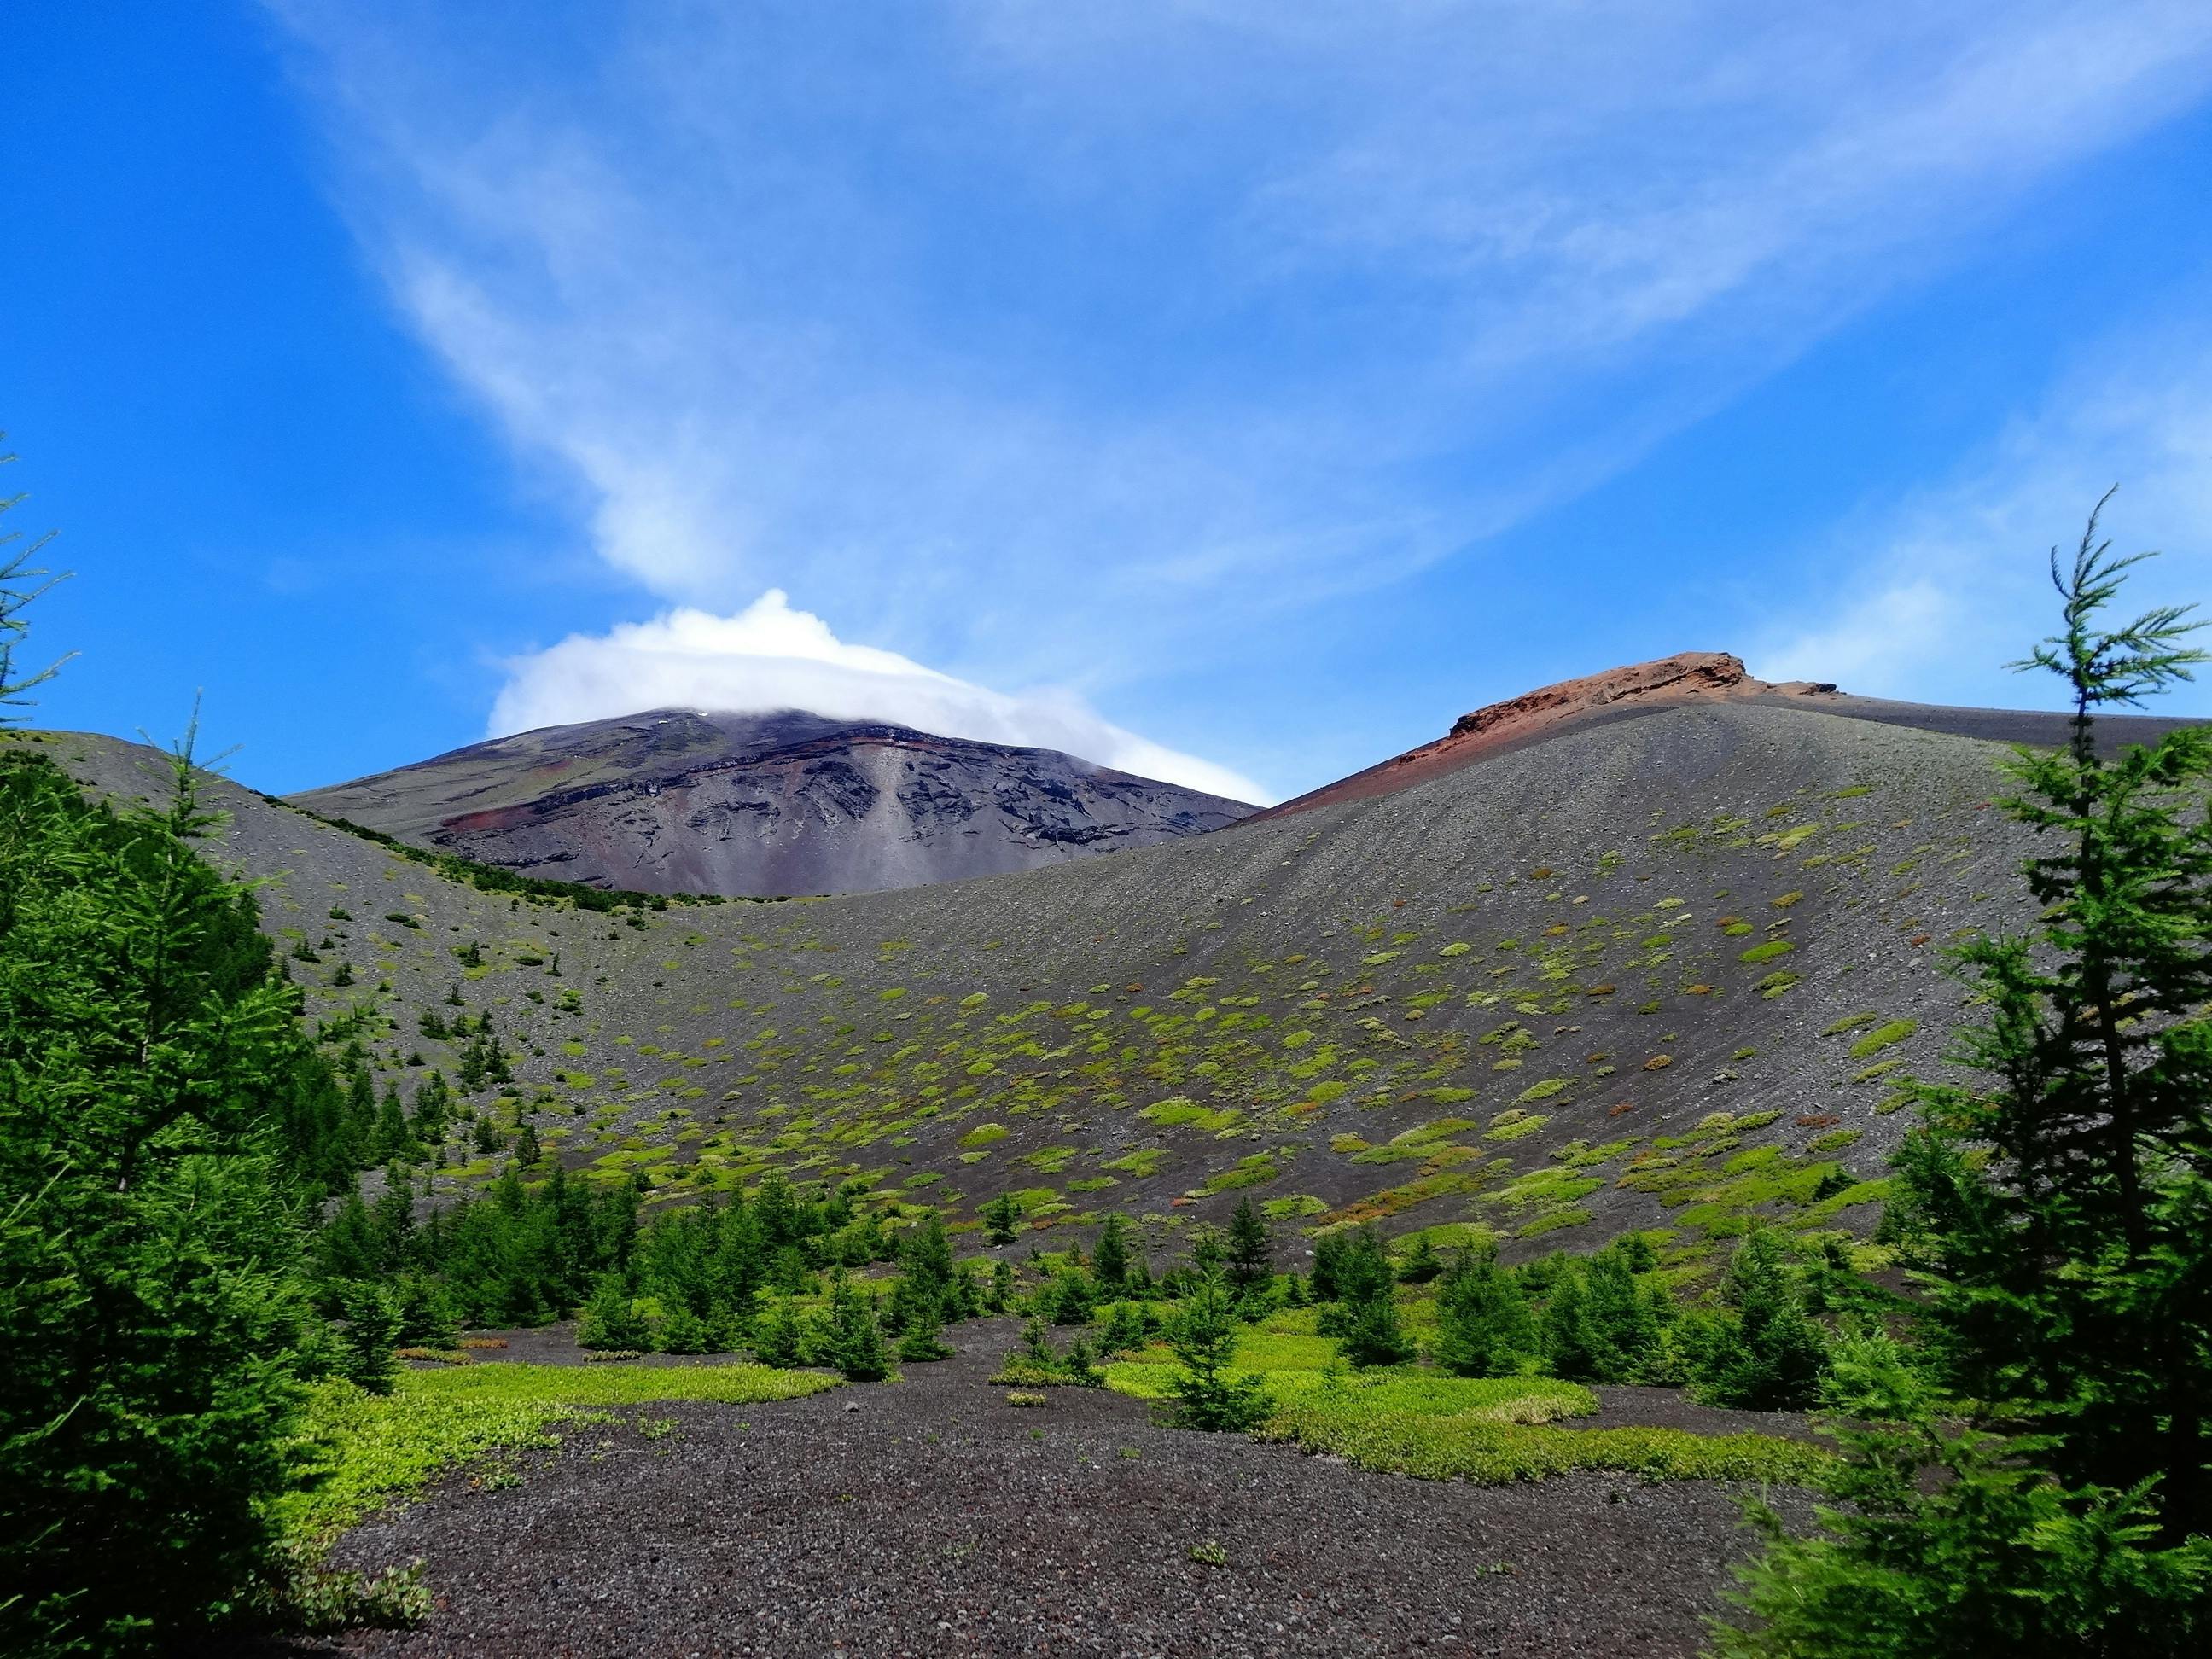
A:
[1253, 652, 1836, 821]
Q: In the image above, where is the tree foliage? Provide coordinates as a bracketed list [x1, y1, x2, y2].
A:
[0, 730, 330, 1652]
[1726, 500, 2212, 1656]
[1163, 1271, 1270, 1431]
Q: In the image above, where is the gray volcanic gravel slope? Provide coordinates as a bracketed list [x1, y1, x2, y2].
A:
[290, 708, 1255, 899]
[311, 1327, 1809, 1658]
[26, 701, 2058, 1260]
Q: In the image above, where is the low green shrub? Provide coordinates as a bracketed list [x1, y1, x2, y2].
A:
[1257, 1394, 1826, 1486]
[282, 1364, 838, 1547]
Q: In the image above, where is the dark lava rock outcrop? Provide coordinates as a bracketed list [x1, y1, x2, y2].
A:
[292, 709, 1254, 898]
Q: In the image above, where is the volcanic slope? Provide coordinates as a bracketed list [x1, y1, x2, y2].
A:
[290, 708, 1255, 899]
[1255, 649, 2188, 820]
[21, 690, 2166, 1274]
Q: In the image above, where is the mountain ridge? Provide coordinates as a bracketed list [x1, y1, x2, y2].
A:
[1253, 649, 2200, 821]
[290, 707, 1255, 900]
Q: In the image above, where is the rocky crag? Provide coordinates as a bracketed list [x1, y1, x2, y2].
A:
[292, 709, 1256, 899]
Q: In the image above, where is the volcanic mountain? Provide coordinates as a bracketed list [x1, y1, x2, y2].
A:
[33, 649, 2204, 1260]
[288, 708, 1257, 899]
[1254, 649, 2190, 819]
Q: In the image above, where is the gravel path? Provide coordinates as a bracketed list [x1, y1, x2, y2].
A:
[306, 1323, 1813, 1658]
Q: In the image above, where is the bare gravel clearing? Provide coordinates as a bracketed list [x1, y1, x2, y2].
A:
[303, 1325, 1813, 1658]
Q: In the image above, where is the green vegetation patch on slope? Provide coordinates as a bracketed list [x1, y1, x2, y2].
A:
[1254, 1394, 1828, 1486]
[282, 1364, 839, 1546]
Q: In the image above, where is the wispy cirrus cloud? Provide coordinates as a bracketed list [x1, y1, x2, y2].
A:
[262, 0, 2212, 771]
[1755, 322, 2212, 705]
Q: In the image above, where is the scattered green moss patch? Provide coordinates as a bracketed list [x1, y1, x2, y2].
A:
[1101, 1148, 1166, 1177]
[1198, 1154, 1281, 1194]
[1139, 1097, 1244, 1134]
[1254, 1390, 1825, 1487]
[1738, 940, 1796, 964]
[282, 1364, 836, 1545]
[1848, 1018, 1918, 1057]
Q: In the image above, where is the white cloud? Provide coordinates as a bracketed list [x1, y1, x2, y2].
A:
[1751, 324, 2212, 707]
[489, 591, 1272, 804]
[1756, 580, 1959, 694]
[259, 1, 2212, 786]
[265, 3, 2212, 643]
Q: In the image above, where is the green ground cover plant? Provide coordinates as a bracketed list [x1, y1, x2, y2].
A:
[282, 1363, 838, 1546]
[1255, 1395, 1824, 1487]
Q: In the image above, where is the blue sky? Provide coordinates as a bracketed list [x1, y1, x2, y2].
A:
[9, 2, 2212, 804]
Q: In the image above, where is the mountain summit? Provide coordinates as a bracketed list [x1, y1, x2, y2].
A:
[289, 708, 1255, 899]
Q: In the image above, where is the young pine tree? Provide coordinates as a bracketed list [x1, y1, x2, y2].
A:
[334, 1279, 402, 1394]
[1317, 1225, 1415, 1366]
[752, 1294, 807, 1368]
[1724, 502, 2212, 1657]
[1394, 1233, 1444, 1284]
[900, 1208, 956, 1293]
[981, 1190, 1022, 1246]
[1, 538, 332, 1651]
[1164, 1271, 1270, 1431]
[577, 1272, 647, 1351]
[1223, 1196, 1274, 1300]
[1695, 1228, 1825, 1410]
[894, 1284, 954, 1362]
[1092, 1211, 1131, 1293]
[1045, 1263, 1097, 1325]
[820, 1273, 893, 1382]
[1431, 1243, 1535, 1377]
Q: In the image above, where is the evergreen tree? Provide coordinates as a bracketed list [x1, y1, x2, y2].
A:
[819, 1273, 892, 1382]
[655, 1302, 713, 1355]
[370, 1167, 416, 1274]
[1726, 504, 2212, 1655]
[1539, 1263, 1602, 1380]
[392, 1273, 461, 1348]
[1163, 1271, 1270, 1430]
[1580, 1243, 1668, 1382]
[1059, 1333, 1105, 1388]
[753, 1294, 806, 1368]
[316, 1190, 379, 1282]
[334, 1279, 402, 1394]
[900, 1208, 956, 1292]
[1223, 1196, 1273, 1297]
[0, 642, 331, 1650]
[1697, 1229, 1825, 1409]
[753, 1169, 800, 1249]
[1395, 1233, 1444, 1284]
[1098, 1299, 1150, 1354]
[577, 1272, 646, 1351]
[1432, 1243, 1535, 1377]
[1092, 1211, 1131, 1293]
[1015, 1313, 1057, 1368]
[1314, 1225, 1412, 1365]
[1338, 1286, 1417, 1367]
[1045, 1263, 1096, 1325]
[895, 1291, 953, 1362]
